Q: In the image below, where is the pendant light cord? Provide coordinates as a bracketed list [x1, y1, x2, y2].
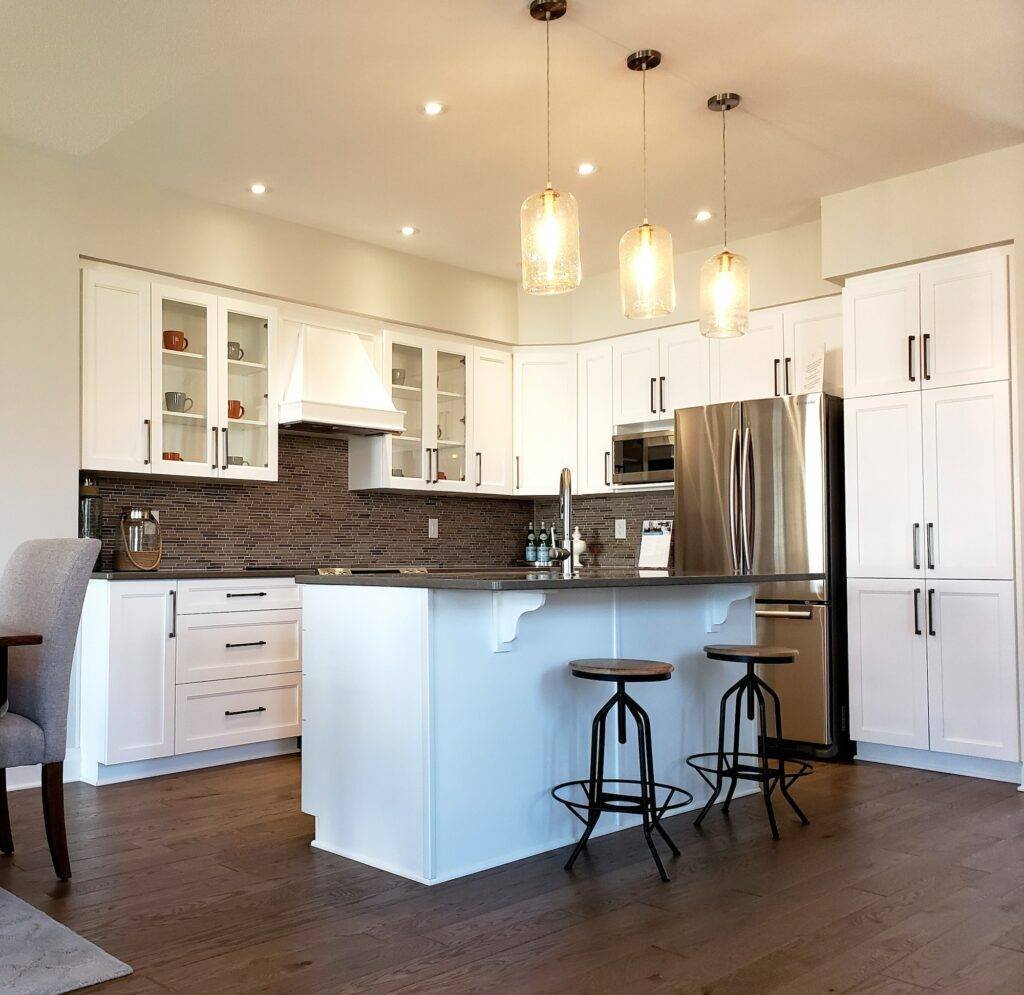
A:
[545, 14, 552, 187]
[641, 65, 648, 224]
[721, 108, 728, 248]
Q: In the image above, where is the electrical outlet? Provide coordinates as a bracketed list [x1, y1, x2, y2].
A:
[428, 518, 439, 539]
[614, 519, 627, 540]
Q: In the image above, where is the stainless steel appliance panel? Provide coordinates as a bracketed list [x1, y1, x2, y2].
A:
[742, 394, 827, 602]
[755, 603, 830, 746]
[674, 402, 742, 576]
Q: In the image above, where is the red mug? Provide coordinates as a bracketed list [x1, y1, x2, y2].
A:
[162, 451, 183, 462]
[163, 330, 189, 352]
[227, 400, 246, 420]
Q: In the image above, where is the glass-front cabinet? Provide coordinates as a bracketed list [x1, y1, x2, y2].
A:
[382, 331, 473, 492]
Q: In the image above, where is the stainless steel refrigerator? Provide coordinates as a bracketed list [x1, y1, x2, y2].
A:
[674, 392, 849, 759]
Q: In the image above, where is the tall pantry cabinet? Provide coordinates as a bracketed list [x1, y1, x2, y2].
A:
[844, 247, 1019, 765]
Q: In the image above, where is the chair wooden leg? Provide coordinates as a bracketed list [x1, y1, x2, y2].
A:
[0, 769, 13, 854]
[41, 762, 71, 880]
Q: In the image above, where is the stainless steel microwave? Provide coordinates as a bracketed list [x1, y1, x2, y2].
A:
[612, 430, 674, 485]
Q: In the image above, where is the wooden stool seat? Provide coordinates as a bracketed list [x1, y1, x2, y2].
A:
[569, 658, 674, 681]
[703, 644, 798, 665]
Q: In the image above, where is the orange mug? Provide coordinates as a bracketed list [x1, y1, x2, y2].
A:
[162, 451, 183, 462]
[163, 330, 189, 352]
[227, 400, 245, 420]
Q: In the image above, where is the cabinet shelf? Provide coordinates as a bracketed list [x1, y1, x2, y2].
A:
[227, 417, 267, 427]
[437, 440, 465, 447]
[163, 410, 206, 422]
[228, 358, 268, 374]
[393, 384, 422, 394]
[162, 348, 206, 363]
[437, 390, 465, 399]
[394, 435, 422, 444]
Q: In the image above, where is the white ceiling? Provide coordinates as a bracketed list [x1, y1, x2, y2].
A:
[2, 1, 1022, 279]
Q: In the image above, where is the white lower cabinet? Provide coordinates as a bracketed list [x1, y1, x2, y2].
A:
[81, 578, 302, 773]
[848, 578, 1020, 762]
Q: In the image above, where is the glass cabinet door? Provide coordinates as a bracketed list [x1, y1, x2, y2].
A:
[219, 298, 276, 480]
[152, 285, 218, 476]
[435, 349, 469, 487]
[390, 340, 428, 482]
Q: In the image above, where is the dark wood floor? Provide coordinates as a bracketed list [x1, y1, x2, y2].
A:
[2, 756, 1023, 993]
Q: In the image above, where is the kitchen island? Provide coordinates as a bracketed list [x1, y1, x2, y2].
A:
[297, 569, 823, 884]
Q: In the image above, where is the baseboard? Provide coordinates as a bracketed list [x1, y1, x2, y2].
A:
[855, 742, 1023, 784]
[5, 749, 82, 792]
[78, 739, 299, 787]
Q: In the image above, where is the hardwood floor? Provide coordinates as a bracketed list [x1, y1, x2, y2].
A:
[2, 756, 1023, 992]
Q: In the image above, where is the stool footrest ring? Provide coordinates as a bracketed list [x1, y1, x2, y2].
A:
[686, 752, 812, 791]
[552, 778, 693, 826]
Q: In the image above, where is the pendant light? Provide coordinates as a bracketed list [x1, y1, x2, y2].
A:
[619, 49, 675, 320]
[520, 0, 581, 296]
[699, 93, 750, 339]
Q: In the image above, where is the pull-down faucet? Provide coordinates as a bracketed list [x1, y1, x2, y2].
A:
[549, 467, 574, 579]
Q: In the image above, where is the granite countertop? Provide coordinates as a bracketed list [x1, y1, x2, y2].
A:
[91, 568, 314, 580]
[296, 568, 825, 592]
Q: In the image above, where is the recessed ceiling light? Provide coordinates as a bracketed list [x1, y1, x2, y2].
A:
[694, 209, 713, 222]
[249, 182, 267, 195]
[577, 162, 597, 176]
[400, 225, 419, 237]
[421, 101, 447, 116]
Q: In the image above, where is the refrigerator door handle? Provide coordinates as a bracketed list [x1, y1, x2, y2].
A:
[755, 608, 814, 620]
[728, 428, 740, 572]
[739, 426, 753, 573]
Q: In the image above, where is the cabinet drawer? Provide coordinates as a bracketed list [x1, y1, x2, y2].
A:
[176, 577, 300, 614]
[176, 609, 301, 684]
[174, 673, 301, 755]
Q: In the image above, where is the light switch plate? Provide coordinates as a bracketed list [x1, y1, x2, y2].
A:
[614, 519, 627, 540]
[428, 518, 439, 539]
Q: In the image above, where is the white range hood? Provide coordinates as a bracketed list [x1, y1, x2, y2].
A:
[279, 323, 405, 437]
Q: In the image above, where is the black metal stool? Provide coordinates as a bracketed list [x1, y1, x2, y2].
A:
[552, 658, 692, 882]
[687, 644, 813, 840]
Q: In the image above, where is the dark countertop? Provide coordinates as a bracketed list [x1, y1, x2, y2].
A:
[296, 569, 825, 592]
[91, 568, 312, 581]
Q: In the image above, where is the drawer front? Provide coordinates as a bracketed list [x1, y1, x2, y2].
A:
[176, 609, 302, 684]
[174, 673, 301, 755]
[176, 577, 301, 614]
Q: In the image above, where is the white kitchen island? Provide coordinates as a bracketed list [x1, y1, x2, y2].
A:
[298, 569, 821, 885]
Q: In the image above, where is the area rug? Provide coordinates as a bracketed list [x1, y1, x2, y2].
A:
[0, 888, 131, 994]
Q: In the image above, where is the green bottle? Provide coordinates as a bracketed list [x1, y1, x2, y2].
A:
[525, 521, 537, 563]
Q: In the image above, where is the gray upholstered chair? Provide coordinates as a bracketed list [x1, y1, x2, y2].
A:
[0, 538, 100, 880]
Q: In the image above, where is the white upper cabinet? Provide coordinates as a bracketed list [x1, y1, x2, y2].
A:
[472, 347, 512, 493]
[919, 250, 1009, 390]
[659, 321, 711, 413]
[782, 296, 843, 396]
[843, 268, 920, 398]
[577, 343, 614, 494]
[847, 579, 930, 750]
[844, 393, 925, 579]
[710, 307, 785, 403]
[925, 580, 1019, 762]
[513, 349, 577, 495]
[82, 267, 152, 473]
[921, 381, 1013, 580]
[612, 331, 660, 424]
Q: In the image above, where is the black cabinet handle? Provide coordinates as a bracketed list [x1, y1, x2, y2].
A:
[927, 588, 936, 636]
[224, 706, 267, 716]
[168, 589, 176, 639]
[913, 588, 922, 635]
[144, 418, 152, 465]
[922, 333, 931, 381]
[604, 451, 611, 488]
[784, 357, 792, 395]
[221, 426, 229, 470]
[773, 358, 780, 397]
[515, 455, 520, 490]
[659, 376, 666, 412]
[475, 452, 482, 487]
[926, 523, 935, 570]
[913, 523, 921, 571]
[225, 640, 268, 649]
[908, 335, 916, 382]
[650, 377, 656, 414]
[212, 426, 219, 469]
[226, 592, 268, 598]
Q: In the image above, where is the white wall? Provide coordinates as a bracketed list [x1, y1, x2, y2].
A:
[518, 220, 837, 344]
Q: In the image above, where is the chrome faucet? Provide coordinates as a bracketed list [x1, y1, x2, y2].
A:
[550, 467, 574, 578]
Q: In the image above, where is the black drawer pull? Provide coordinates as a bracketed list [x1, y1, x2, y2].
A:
[226, 592, 268, 598]
[225, 706, 267, 717]
[225, 640, 268, 649]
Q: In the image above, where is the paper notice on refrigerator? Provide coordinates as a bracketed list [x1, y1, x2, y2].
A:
[802, 348, 825, 393]
[637, 519, 673, 570]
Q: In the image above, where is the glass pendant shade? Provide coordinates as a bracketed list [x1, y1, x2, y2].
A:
[619, 222, 675, 319]
[520, 185, 581, 295]
[699, 249, 750, 338]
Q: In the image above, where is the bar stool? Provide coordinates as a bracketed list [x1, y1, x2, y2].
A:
[687, 644, 813, 840]
[551, 659, 692, 882]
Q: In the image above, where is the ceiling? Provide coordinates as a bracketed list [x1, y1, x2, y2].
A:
[2, 1, 1022, 280]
